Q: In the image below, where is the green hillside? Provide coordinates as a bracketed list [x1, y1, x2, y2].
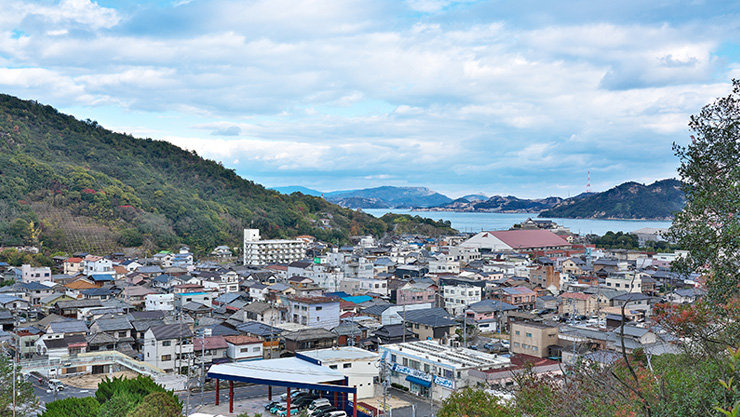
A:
[539, 179, 685, 220]
[0, 94, 455, 256]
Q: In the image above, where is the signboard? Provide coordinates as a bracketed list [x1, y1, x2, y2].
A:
[391, 363, 455, 388]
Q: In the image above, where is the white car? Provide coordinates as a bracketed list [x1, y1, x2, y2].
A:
[308, 398, 331, 413]
[48, 379, 64, 391]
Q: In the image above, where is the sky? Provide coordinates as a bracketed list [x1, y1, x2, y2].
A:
[1, 0, 738, 198]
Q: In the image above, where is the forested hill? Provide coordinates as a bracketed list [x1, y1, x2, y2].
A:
[0, 94, 455, 255]
[539, 179, 685, 220]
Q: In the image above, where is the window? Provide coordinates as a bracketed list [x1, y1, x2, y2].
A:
[119, 331, 127, 338]
[253, 347, 260, 352]
[403, 358, 408, 366]
[161, 354, 171, 361]
[526, 333, 532, 338]
[330, 365, 338, 369]
[162, 341, 171, 347]
[515, 330, 520, 335]
[424, 364, 430, 373]
[391, 354, 397, 363]
[343, 363, 352, 368]
[316, 306, 322, 311]
[241, 347, 250, 353]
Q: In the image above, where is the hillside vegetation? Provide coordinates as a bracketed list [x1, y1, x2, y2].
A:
[539, 179, 685, 220]
[0, 94, 455, 255]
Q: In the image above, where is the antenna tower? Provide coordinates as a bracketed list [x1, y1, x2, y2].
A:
[586, 170, 592, 193]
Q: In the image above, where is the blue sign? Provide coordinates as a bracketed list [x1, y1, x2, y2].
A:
[391, 363, 455, 389]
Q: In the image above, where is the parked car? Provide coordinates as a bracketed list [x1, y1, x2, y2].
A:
[325, 411, 347, 417]
[277, 406, 301, 417]
[265, 400, 283, 410]
[307, 398, 331, 412]
[314, 409, 341, 417]
[310, 405, 336, 416]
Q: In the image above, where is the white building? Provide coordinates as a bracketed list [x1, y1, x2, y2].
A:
[339, 277, 388, 296]
[143, 324, 194, 373]
[605, 271, 643, 293]
[443, 285, 482, 316]
[83, 255, 113, 276]
[20, 264, 51, 283]
[448, 246, 481, 265]
[224, 335, 263, 361]
[145, 294, 175, 311]
[380, 340, 510, 402]
[300, 346, 380, 399]
[243, 229, 308, 266]
[428, 255, 460, 274]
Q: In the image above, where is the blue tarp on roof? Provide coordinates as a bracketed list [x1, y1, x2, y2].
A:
[341, 295, 373, 304]
[90, 274, 115, 282]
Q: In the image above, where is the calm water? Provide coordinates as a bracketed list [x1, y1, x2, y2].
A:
[362, 209, 672, 236]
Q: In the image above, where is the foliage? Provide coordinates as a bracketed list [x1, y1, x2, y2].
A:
[0, 94, 455, 255]
[437, 387, 518, 417]
[539, 179, 685, 220]
[588, 231, 680, 251]
[97, 391, 138, 417]
[0, 353, 38, 417]
[669, 78, 740, 304]
[40, 397, 99, 417]
[124, 391, 181, 417]
[379, 213, 456, 236]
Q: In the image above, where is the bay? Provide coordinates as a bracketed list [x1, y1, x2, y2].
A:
[362, 209, 672, 236]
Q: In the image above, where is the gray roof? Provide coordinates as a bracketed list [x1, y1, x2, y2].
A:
[284, 328, 336, 341]
[48, 320, 88, 334]
[148, 323, 193, 340]
[244, 301, 272, 315]
[92, 317, 133, 332]
[56, 299, 103, 309]
[403, 308, 458, 328]
[361, 303, 393, 317]
[467, 299, 518, 313]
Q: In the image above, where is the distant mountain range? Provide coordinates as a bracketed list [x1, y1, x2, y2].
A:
[275, 180, 684, 220]
[538, 179, 685, 220]
[274, 186, 453, 208]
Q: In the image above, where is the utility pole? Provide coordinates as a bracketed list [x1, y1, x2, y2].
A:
[429, 382, 434, 417]
[200, 331, 205, 407]
[402, 305, 407, 344]
[463, 312, 467, 348]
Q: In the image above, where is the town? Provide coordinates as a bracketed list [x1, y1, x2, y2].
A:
[0, 220, 699, 417]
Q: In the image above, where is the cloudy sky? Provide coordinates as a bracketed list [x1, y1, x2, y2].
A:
[1, 0, 738, 198]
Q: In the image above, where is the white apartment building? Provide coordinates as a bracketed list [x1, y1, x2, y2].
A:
[243, 229, 307, 266]
[339, 277, 389, 296]
[224, 335, 263, 361]
[20, 264, 51, 283]
[448, 246, 481, 265]
[300, 347, 380, 399]
[428, 255, 460, 274]
[143, 324, 194, 373]
[443, 284, 482, 316]
[145, 294, 175, 311]
[380, 340, 510, 402]
[605, 271, 644, 293]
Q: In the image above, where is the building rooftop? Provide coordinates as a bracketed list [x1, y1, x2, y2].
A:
[300, 346, 380, 363]
[380, 340, 510, 370]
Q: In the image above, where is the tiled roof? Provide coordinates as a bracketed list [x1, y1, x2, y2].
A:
[488, 230, 570, 249]
[148, 323, 193, 340]
[224, 335, 262, 345]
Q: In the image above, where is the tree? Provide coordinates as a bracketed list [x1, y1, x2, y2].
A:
[125, 391, 181, 417]
[669, 78, 740, 304]
[437, 388, 518, 417]
[40, 397, 99, 417]
[0, 352, 39, 417]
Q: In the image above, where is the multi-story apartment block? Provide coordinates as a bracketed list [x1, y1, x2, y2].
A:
[443, 284, 481, 316]
[143, 324, 194, 373]
[20, 264, 51, 283]
[243, 229, 307, 265]
[396, 282, 437, 305]
[428, 255, 460, 274]
[605, 271, 643, 293]
[145, 294, 175, 311]
[339, 277, 388, 296]
[510, 320, 559, 358]
[448, 246, 481, 265]
[286, 296, 340, 328]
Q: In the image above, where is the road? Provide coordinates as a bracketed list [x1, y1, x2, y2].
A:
[180, 383, 269, 414]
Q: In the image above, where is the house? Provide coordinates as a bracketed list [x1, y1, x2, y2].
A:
[224, 335, 263, 361]
[403, 308, 458, 343]
[461, 229, 571, 253]
[283, 328, 337, 353]
[494, 287, 537, 310]
[331, 321, 368, 346]
[286, 296, 340, 328]
[0, 294, 29, 311]
[193, 335, 229, 366]
[83, 255, 113, 276]
[396, 282, 437, 306]
[143, 324, 194, 373]
[559, 292, 598, 317]
[36, 334, 88, 363]
[510, 320, 559, 359]
[666, 288, 705, 304]
[89, 317, 134, 345]
[63, 258, 84, 275]
[529, 264, 560, 290]
[465, 299, 518, 332]
[242, 301, 281, 324]
[371, 324, 418, 345]
[561, 257, 586, 276]
[145, 294, 175, 311]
